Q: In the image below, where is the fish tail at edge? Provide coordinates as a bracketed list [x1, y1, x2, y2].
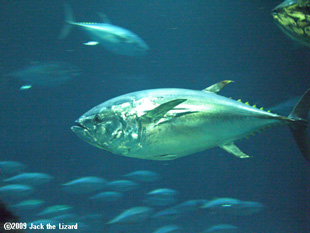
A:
[288, 88, 310, 164]
[58, 4, 75, 40]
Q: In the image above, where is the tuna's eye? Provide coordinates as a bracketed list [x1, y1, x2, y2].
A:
[93, 114, 103, 124]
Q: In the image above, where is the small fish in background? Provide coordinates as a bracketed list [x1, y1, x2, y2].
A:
[4, 172, 53, 186]
[10, 199, 45, 212]
[0, 161, 26, 177]
[59, 4, 149, 56]
[201, 198, 265, 216]
[272, 0, 310, 47]
[105, 180, 139, 192]
[144, 188, 178, 207]
[123, 170, 160, 183]
[152, 207, 184, 221]
[201, 197, 243, 213]
[202, 224, 238, 233]
[0, 184, 34, 200]
[106, 206, 153, 224]
[37, 205, 73, 218]
[152, 225, 183, 233]
[173, 199, 209, 213]
[62, 176, 107, 194]
[5, 61, 80, 90]
[89, 191, 123, 202]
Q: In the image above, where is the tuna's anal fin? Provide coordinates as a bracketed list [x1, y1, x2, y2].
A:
[142, 99, 187, 123]
[220, 142, 250, 158]
[203, 80, 233, 93]
[288, 88, 310, 164]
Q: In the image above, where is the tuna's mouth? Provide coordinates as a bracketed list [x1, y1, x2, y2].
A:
[73, 121, 87, 129]
[71, 121, 89, 135]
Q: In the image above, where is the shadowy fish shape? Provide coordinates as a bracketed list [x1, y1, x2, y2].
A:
[173, 199, 209, 213]
[37, 205, 73, 218]
[201, 198, 242, 213]
[0, 161, 26, 176]
[4, 172, 53, 186]
[202, 224, 238, 233]
[123, 170, 160, 182]
[0, 184, 34, 199]
[10, 199, 45, 211]
[59, 4, 149, 56]
[152, 207, 184, 221]
[107, 206, 153, 224]
[89, 191, 123, 202]
[272, 0, 310, 47]
[62, 176, 107, 194]
[201, 198, 265, 216]
[152, 225, 183, 233]
[144, 188, 178, 206]
[71, 80, 310, 164]
[105, 180, 139, 192]
[5, 61, 80, 90]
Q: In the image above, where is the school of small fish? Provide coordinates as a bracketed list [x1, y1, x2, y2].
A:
[0, 160, 265, 232]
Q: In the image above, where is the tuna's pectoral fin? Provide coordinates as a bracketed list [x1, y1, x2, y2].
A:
[203, 80, 233, 93]
[220, 142, 250, 158]
[142, 99, 187, 123]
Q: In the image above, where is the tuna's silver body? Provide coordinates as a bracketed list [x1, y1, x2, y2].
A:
[72, 86, 287, 160]
[71, 22, 149, 56]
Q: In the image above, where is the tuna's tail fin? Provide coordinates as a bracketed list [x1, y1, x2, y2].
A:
[288, 88, 310, 164]
[58, 4, 75, 40]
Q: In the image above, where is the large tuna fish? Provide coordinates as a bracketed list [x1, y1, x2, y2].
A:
[71, 80, 310, 163]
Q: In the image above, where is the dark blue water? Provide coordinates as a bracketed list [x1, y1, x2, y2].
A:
[1, 1, 310, 232]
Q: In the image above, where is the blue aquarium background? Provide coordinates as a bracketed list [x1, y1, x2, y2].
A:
[1, 0, 310, 232]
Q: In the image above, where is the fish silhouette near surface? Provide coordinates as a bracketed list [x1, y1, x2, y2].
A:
[5, 61, 80, 90]
[71, 80, 310, 164]
[272, 0, 310, 47]
[59, 4, 149, 56]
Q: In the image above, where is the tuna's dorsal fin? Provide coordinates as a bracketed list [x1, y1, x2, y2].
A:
[97, 13, 111, 24]
[142, 99, 187, 122]
[203, 80, 233, 93]
[219, 142, 250, 158]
